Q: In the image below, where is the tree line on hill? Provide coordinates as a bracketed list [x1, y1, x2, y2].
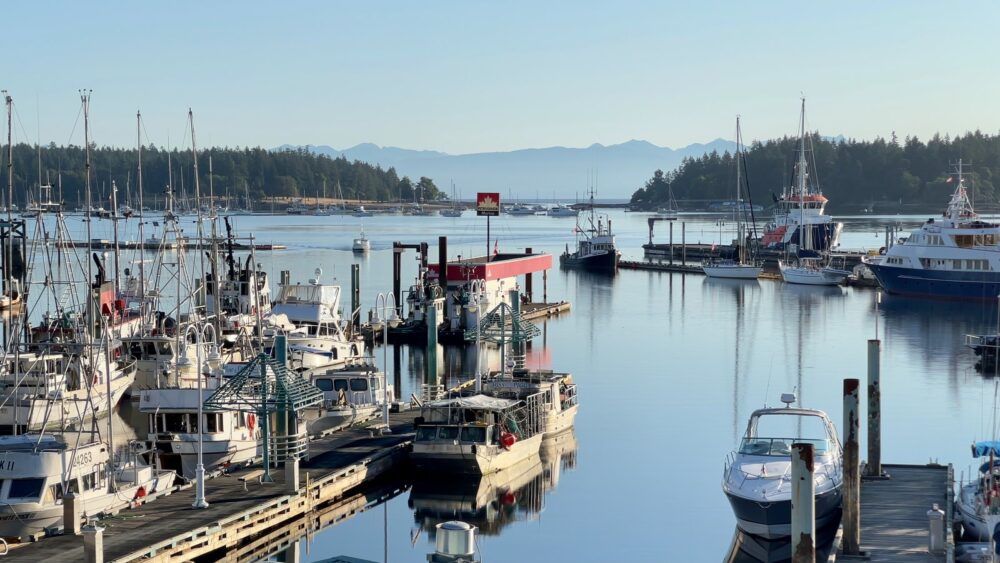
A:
[0, 144, 445, 208]
[631, 131, 1000, 212]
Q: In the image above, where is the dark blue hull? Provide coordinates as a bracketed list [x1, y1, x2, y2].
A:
[726, 486, 842, 539]
[868, 263, 1000, 300]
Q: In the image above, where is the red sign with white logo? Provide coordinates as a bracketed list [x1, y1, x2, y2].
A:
[477, 192, 500, 216]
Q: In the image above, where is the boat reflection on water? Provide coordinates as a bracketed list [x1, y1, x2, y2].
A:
[410, 431, 578, 537]
[724, 520, 839, 563]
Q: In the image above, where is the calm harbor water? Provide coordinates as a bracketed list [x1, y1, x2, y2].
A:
[23, 210, 1000, 561]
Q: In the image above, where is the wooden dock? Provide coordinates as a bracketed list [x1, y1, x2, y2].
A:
[4, 410, 418, 563]
[849, 463, 953, 562]
[619, 260, 704, 274]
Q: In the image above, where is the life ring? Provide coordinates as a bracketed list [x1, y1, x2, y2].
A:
[500, 431, 516, 450]
[247, 413, 256, 432]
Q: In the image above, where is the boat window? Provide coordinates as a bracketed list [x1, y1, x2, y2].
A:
[8, 478, 45, 500]
[144, 342, 158, 356]
[206, 413, 222, 433]
[82, 472, 97, 491]
[438, 426, 459, 440]
[314, 378, 334, 392]
[372, 379, 380, 390]
[415, 427, 438, 441]
[333, 379, 349, 392]
[739, 437, 829, 456]
[67, 478, 79, 494]
[350, 378, 368, 392]
[460, 426, 486, 443]
[157, 342, 173, 356]
[50, 482, 64, 501]
[163, 413, 187, 433]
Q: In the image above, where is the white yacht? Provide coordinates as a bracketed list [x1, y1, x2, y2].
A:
[300, 363, 393, 436]
[547, 204, 578, 218]
[0, 435, 176, 540]
[263, 272, 365, 371]
[779, 259, 850, 286]
[866, 160, 1000, 300]
[723, 394, 843, 539]
[411, 394, 544, 475]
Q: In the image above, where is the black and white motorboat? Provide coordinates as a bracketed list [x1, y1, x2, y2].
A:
[722, 393, 843, 539]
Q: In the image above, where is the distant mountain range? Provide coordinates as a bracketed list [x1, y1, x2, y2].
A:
[276, 139, 740, 200]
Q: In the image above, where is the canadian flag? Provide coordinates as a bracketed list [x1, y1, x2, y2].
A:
[493, 240, 498, 256]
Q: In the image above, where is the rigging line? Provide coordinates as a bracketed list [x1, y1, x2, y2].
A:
[65, 103, 84, 147]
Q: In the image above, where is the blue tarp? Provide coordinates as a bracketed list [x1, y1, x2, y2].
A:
[973, 441, 1000, 458]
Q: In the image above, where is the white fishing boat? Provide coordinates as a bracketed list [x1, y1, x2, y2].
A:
[779, 258, 850, 286]
[262, 271, 365, 371]
[300, 363, 393, 436]
[352, 227, 371, 253]
[483, 369, 578, 437]
[412, 394, 544, 475]
[0, 435, 176, 540]
[139, 365, 260, 479]
[704, 117, 762, 280]
[723, 393, 843, 539]
[353, 205, 374, 217]
[204, 218, 272, 345]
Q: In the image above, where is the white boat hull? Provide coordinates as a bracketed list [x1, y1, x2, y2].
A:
[703, 264, 761, 279]
[412, 433, 543, 475]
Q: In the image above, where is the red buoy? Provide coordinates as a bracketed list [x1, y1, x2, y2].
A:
[500, 431, 516, 450]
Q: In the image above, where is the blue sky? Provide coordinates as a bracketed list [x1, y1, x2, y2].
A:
[4, 1, 999, 153]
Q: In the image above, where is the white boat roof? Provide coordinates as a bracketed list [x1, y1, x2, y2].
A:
[424, 394, 520, 411]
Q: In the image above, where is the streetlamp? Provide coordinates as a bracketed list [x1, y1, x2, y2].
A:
[176, 322, 221, 509]
[371, 292, 398, 432]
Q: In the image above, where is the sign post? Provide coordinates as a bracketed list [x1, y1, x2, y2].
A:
[477, 192, 500, 262]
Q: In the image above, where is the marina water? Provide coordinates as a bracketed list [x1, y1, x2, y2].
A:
[24, 210, 999, 561]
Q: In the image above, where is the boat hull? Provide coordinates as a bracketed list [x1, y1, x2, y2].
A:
[412, 433, 543, 475]
[560, 250, 619, 273]
[703, 264, 761, 279]
[868, 262, 1000, 300]
[725, 485, 842, 539]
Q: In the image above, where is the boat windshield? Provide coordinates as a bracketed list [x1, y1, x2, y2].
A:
[739, 437, 830, 456]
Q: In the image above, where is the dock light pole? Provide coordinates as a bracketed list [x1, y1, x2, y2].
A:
[177, 322, 221, 509]
[372, 292, 397, 431]
[470, 280, 486, 393]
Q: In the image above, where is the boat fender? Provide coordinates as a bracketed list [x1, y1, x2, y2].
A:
[247, 413, 256, 432]
[502, 492, 517, 505]
[134, 486, 146, 500]
[500, 431, 516, 450]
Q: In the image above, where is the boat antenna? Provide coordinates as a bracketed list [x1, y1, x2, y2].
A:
[762, 354, 774, 407]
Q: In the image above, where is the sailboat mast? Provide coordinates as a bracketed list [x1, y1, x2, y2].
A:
[4, 91, 12, 221]
[208, 152, 222, 340]
[189, 110, 209, 325]
[736, 116, 743, 264]
[81, 91, 95, 314]
[137, 111, 146, 313]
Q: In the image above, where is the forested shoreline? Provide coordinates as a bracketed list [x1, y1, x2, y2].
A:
[0, 144, 444, 208]
[631, 131, 1000, 212]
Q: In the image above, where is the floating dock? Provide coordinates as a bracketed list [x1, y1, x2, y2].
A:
[62, 240, 287, 251]
[846, 463, 952, 562]
[4, 410, 418, 563]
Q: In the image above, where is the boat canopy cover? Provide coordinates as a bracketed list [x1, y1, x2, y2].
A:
[424, 394, 519, 411]
[972, 441, 1000, 458]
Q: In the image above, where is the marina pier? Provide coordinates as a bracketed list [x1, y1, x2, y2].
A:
[3, 411, 418, 563]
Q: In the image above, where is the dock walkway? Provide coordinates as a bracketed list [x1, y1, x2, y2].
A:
[854, 463, 952, 562]
[4, 410, 418, 563]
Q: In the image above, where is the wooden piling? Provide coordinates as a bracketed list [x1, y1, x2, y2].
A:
[867, 339, 882, 477]
[791, 442, 815, 563]
[842, 378, 861, 555]
[669, 222, 674, 265]
[681, 222, 686, 266]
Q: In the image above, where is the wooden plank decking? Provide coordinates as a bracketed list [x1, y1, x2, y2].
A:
[856, 463, 952, 562]
[3, 410, 418, 562]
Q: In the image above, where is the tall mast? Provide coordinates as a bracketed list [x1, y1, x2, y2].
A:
[735, 116, 743, 264]
[189, 109, 208, 323]
[110, 179, 120, 292]
[81, 90, 95, 312]
[208, 151, 222, 339]
[797, 97, 807, 198]
[4, 91, 12, 221]
[137, 111, 145, 313]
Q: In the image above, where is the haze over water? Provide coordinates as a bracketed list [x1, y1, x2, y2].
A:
[37, 210, 999, 561]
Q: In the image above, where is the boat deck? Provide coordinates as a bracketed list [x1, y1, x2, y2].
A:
[3, 410, 418, 562]
[853, 463, 952, 562]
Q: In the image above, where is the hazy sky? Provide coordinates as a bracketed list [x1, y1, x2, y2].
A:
[4, 1, 999, 153]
